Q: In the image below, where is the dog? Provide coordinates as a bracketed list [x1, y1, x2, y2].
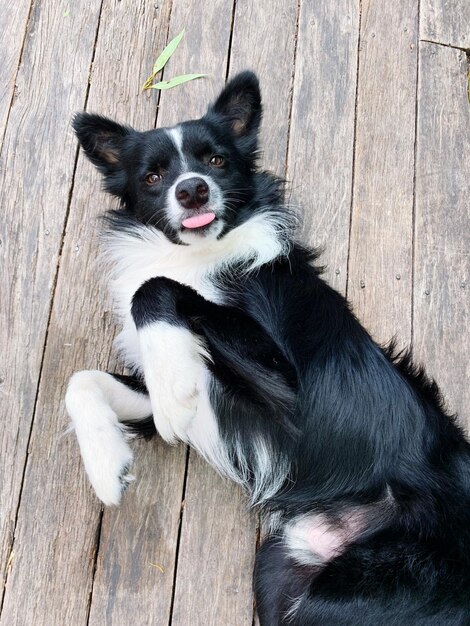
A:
[66, 71, 470, 624]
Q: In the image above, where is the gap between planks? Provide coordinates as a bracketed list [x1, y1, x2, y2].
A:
[167, 446, 191, 625]
[224, 0, 238, 81]
[282, 0, 303, 179]
[410, 1, 422, 349]
[344, 0, 363, 301]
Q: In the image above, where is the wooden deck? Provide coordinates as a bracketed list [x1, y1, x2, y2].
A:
[1, 1, 469, 624]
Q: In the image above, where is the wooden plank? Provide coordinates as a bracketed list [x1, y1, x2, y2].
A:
[79, 3, 185, 625]
[172, 461, 256, 626]
[162, 1, 266, 624]
[151, 0, 234, 128]
[1, 2, 176, 625]
[0, 0, 102, 613]
[286, 0, 360, 293]
[421, 0, 470, 49]
[229, 0, 299, 176]
[88, 440, 184, 626]
[347, 0, 418, 346]
[0, 0, 32, 147]
[414, 42, 470, 427]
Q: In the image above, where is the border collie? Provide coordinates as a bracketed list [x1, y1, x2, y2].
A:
[66, 71, 470, 625]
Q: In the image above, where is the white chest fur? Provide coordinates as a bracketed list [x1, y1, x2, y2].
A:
[102, 215, 286, 371]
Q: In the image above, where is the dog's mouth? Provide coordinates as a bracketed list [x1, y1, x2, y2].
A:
[181, 211, 216, 230]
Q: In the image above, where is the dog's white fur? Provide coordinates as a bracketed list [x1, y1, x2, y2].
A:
[138, 322, 210, 444]
[65, 370, 151, 505]
[166, 127, 187, 169]
[106, 212, 288, 371]
[66, 211, 288, 505]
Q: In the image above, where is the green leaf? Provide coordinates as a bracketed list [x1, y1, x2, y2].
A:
[142, 29, 186, 90]
[152, 29, 185, 75]
[149, 74, 207, 90]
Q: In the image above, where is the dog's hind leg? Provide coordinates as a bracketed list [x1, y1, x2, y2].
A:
[255, 537, 317, 626]
[65, 371, 151, 505]
[259, 531, 470, 626]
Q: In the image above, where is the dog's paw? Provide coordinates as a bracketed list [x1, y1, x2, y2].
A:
[65, 370, 143, 506]
[152, 373, 199, 443]
[139, 322, 208, 444]
[79, 422, 135, 506]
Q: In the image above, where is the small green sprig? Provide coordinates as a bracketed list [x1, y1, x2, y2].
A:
[142, 29, 206, 91]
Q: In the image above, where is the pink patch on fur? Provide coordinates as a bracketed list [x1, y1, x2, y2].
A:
[305, 518, 349, 561]
[284, 510, 371, 564]
[285, 491, 396, 565]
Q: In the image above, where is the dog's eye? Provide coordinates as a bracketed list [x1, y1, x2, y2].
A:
[209, 155, 225, 167]
[145, 173, 162, 185]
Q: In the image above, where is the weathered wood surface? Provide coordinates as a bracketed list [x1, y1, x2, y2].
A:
[0, 0, 102, 614]
[158, 2, 259, 624]
[1, 1, 469, 625]
[413, 42, 470, 428]
[347, 0, 418, 347]
[421, 0, 470, 48]
[171, 460, 256, 626]
[287, 0, 360, 293]
[0, 0, 32, 147]
[0, 1, 179, 624]
[229, 0, 299, 177]
[81, 3, 183, 625]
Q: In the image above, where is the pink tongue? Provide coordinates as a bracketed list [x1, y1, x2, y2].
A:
[182, 212, 216, 229]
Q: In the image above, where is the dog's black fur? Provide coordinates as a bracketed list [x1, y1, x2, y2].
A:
[71, 72, 470, 624]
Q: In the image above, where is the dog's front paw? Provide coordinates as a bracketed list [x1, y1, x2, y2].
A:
[152, 370, 199, 443]
[139, 322, 208, 444]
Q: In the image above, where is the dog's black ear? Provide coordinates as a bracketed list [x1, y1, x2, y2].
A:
[72, 113, 132, 174]
[208, 71, 262, 152]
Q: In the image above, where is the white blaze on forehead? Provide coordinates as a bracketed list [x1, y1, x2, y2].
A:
[166, 126, 187, 169]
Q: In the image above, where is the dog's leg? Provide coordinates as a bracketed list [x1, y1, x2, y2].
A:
[254, 537, 315, 626]
[131, 276, 297, 451]
[65, 371, 151, 505]
[131, 294, 211, 444]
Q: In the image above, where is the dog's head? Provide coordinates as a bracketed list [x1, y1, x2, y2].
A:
[73, 71, 263, 245]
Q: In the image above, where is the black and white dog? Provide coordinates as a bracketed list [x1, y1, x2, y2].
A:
[66, 72, 470, 624]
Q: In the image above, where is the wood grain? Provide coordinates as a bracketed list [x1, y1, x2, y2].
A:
[286, 0, 360, 293]
[0, 0, 32, 148]
[421, 0, 470, 49]
[1, 2, 176, 625]
[154, 2, 259, 624]
[229, 0, 299, 176]
[88, 440, 184, 626]
[347, 0, 418, 346]
[154, 0, 234, 128]
[82, 3, 185, 625]
[171, 461, 256, 626]
[413, 42, 470, 427]
[0, 0, 102, 613]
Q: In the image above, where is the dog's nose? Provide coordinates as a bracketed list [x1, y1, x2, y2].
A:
[175, 177, 210, 209]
